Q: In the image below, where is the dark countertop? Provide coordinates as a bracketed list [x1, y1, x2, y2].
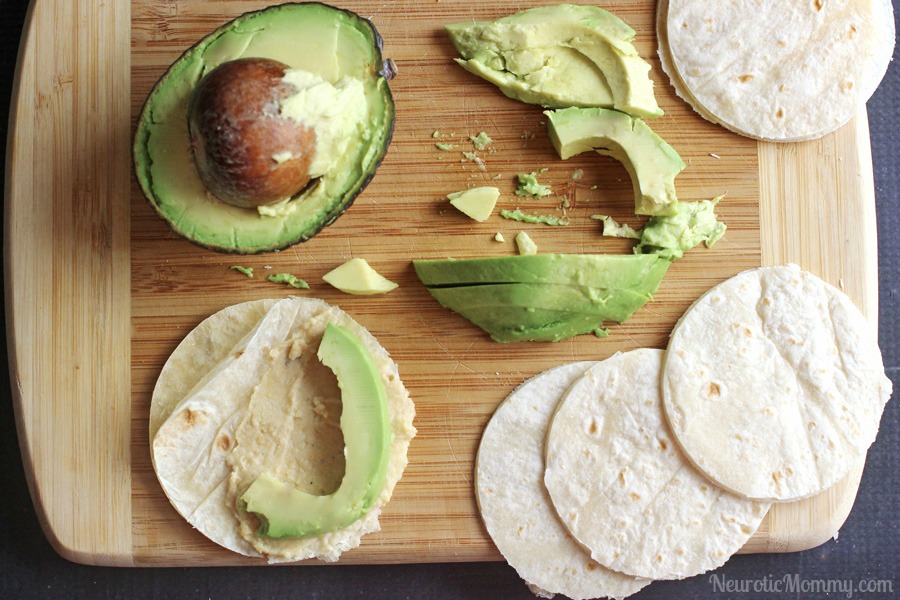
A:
[2, 1, 897, 598]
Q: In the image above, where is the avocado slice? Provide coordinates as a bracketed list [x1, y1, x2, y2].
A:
[240, 323, 391, 538]
[413, 253, 670, 290]
[414, 253, 670, 343]
[426, 282, 659, 319]
[453, 307, 614, 343]
[445, 5, 662, 117]
[133, 3, 395, 253]
[546, 107, 685, 216]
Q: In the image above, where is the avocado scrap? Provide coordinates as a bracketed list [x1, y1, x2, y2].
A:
[591, 215, 641, 239]
[500, 208, 568, 226]
[230, 265, 254, 278]
[470, 131, 493, 150]
[515, 231, 538, 255]
[635, 197, 727, 259]
[267, 273, 309, 289]
[515, 172, 553, 199]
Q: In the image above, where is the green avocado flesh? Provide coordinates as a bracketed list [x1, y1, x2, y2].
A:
[414, 254, 670, 343]
[240, 323, 391, 538]
[133, 3, 395, 254]
[445, 4, 662, 117]
[414, 253, 669, 288]
[546, 107, 685, 216]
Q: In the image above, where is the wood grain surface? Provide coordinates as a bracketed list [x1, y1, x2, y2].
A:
[6, 0, 879, 566]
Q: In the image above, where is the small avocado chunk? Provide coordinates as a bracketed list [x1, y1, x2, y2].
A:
[266, 273, 309, 289]
[635, 197, 727, 259]
[240, 323, 391, 538]
[515, 231, 538, 255]
[413, 253, 670, 342]
[448, 186, 500, 222]
[445, 5, 662, 117]
[546, 107, 685, 216]
[515, 172, 553, 199]
[133, 3, 395, 254]
[324, 258, 398, 295]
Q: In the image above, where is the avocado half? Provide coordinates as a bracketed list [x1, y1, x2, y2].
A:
[133, 3, 396, 254]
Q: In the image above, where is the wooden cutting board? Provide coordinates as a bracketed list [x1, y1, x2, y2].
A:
[7, 0, 879, 566]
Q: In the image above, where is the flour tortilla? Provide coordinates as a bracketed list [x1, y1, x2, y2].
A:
[476, 362, 650, 600]
[663, 265, 891, 502]
[150, 297, 416, 562]
[659, 0, 895, 141]
[545, 349, 770, 580]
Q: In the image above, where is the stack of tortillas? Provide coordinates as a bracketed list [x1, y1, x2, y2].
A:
[657, 0, 895, 141]
[476, 265, 891, 598]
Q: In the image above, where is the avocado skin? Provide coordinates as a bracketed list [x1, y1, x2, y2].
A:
[133, 3, 395, 254]
[414, 254, 670, 343]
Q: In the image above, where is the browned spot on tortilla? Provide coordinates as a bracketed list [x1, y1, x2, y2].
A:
[656, 554, 664, 563]
[776, 107, 785, 118]
[777, 40, 787, 47]
[179, 408, 205, 428]
[772, 470, 783, 483]
[847, 24, 858, 38]
[233, 349, 244, 359]
[813, 0, 823, 10]
[841, 81, 854, 91]
[588, 419, 598, 434]
[740, 524, 752, 534]
[708, 382, 721, 397]
[585, 562, 598, 572]
[630, 492, 641, 501]
[216, 434, 231, 452]
[737, 74, 753, 83]
[682, 21, 688, 29]
[658, 438, 669, 451]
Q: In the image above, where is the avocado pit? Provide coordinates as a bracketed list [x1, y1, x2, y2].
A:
[188, 58, 317, 208]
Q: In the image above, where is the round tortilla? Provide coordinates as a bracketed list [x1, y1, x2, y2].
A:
[150, 297, 416, 562]
[662, 265, 892, 502]
[476, 362, 650, 600]
[659, 0, 895, 141]
[545, 349, 770, 580]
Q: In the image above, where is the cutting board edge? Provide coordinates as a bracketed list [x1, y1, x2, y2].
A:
[5, 0, 135, 567]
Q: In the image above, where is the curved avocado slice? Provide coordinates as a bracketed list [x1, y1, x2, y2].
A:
[133, 3, 395, 254]
[240, 323, 391, 538]
[445, 5, 662, 117]
[546, 107, 685, 216]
